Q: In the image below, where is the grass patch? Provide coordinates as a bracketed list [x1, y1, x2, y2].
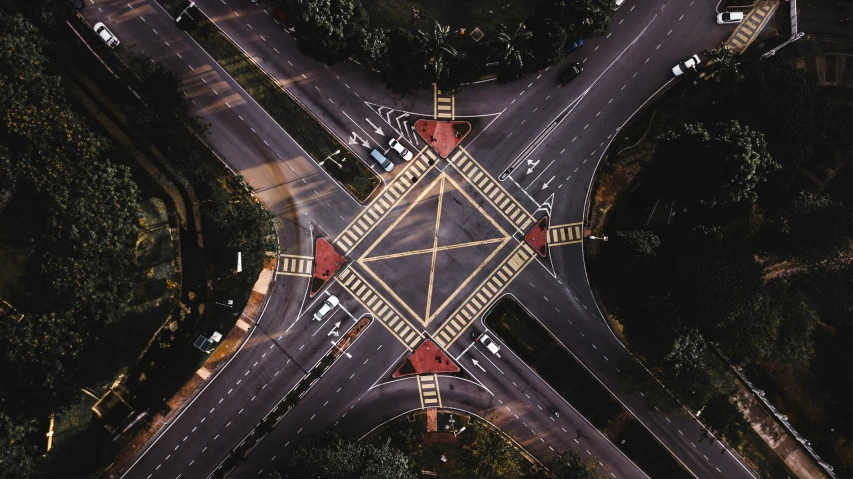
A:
[167, 1, 379, 202]
[485, 296, 692, 479]
[363, 0, 536, 36]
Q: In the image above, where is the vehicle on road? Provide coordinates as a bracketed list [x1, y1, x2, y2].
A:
[672, 54, 700, 76]
[388, 138, 413, 161]
[567, 38, 584, 53]
[560, 63, 584, 85]
[313, 295, 339, 321]
[478, 333, 501, 356]
[614, 0, 626, 9]
[94, 22, 120, 48]
[716, 11, 744, 24]
[550, 407, 560, 417]
[68, 0, 83, 9]
[369, 149, 394, 172]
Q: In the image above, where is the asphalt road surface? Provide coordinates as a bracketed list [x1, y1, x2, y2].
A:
[78, 1, 759, 478]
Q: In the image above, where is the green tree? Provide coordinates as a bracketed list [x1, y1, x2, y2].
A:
[413, 22, 466, 89]
[493, 23, 533, 74]
[543, 450, 605, 478]
[381, 28, 426, 94]
[536, 0, 616, 38]
[529, 16, 568, 66]
[0, 413, 39, 479]
[275, 431, 416, 479]
[464, 421, 528, 478]
[281, 0, 368, 62]
[700, 394, 748, 448]
[766, 193, 853, 266]
[645, 121, 778, 209]
[355, 28, 390, 72]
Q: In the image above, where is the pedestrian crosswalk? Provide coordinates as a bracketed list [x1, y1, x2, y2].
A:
[434, 84, 454, 119]
[337, 267, 423, 350]
[448, 147, 534, 234]
[417, 374, 442, 409]
[276, 254, 313, 277]
[334, 147, 433, 256]
[548, 223, 584, 247]
[433, 242, 537, 349]
[725, 0, 778, 53]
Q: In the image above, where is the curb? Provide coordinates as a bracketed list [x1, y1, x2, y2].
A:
[103, 256, 278, 478]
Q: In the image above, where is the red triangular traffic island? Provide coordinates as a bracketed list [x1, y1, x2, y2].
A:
[414, 119, 472, 159]
[525, 215, 549, 258]
[309, 238, 346, 297]
[393, 339, 460, 378]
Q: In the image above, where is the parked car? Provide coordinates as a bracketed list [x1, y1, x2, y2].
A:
[388, 138, 413, 161]
[560, 63, 584, 85]
[313, 295, 339, 321]
[614, 0, 626, 10]
[477, 333, 501, 356]
[672, 54, 700, 76]
[566, 38, 584, 53]
[369, 149, 394, 172]
[716, 11, 744, 24]
[94, 22, 120, 48]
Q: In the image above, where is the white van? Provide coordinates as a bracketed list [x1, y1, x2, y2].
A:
[370, 149, 394, 172]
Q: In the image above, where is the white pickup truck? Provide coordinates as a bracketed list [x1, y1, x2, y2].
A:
[478, 333, 501, 357]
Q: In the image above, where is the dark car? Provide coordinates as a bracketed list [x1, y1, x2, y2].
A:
[560, 63, 583, 85]
[68, 0, 83, 9]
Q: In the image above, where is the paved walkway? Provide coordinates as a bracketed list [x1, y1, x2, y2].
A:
[726, 0, 780, 53]
[795, 53, 853, 87]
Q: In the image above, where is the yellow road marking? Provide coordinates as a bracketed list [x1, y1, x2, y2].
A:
[359, 238, 507, 263]
[425, 177, 446, 322]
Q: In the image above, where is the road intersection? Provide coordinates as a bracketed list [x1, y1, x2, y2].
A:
[80, 0, 760, 478]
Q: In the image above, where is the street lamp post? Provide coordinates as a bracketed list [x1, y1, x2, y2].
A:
[761, 32, 805, 59]
[319, 149, 343, 169]
[175, 1, 196, 23]
[589, 235, 609, 242]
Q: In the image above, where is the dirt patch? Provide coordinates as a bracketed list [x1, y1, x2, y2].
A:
[393, 339, 460, 378]
[414, 119, 471, 158]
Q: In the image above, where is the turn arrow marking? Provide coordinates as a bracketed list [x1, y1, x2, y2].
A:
[472, 359, 486, 372]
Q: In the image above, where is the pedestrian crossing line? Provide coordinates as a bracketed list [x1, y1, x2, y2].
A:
[337, 267, 423, 350]
[448, 147, 534, 234]
[433, 242, 537, 349]
[724, 0, 778, 54]
[276, 254, 313, 277]
[433, 84, 455, 119]
[334, 147, 432, 256]
[548, 223, 584, 247]
[417, 374, 442, 409]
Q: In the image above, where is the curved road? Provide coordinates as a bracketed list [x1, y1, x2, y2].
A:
[78, 1, 757, 478]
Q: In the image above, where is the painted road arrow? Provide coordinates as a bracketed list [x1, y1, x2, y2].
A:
[366, 118, 385, 136]
[526, 159, 540, 175]
[327, 321, 342, 337]
[349, 132, 369, 148]
[542, 176, 555, 190]
[472, 359, 486, 372]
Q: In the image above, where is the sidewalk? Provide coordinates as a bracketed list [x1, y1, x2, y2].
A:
[104, 257, 277, 478]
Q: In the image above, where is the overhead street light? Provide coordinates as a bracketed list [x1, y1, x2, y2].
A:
[320, 149, 343, 169]
[589, 235, 609, 242]
[176, 1, 196, 23]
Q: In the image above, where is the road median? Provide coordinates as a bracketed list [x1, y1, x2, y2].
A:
[161, 0, 380, 203]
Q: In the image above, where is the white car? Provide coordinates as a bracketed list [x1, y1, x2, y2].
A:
[672, 54, 700, 77]
[313, 295, 339, 321]
[94, 22, 120, 48]
[716, 11, 744, 25]
[478, 333, 501, 356]
[614, 0, 626, 10]
[388, 138, 413, 161]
